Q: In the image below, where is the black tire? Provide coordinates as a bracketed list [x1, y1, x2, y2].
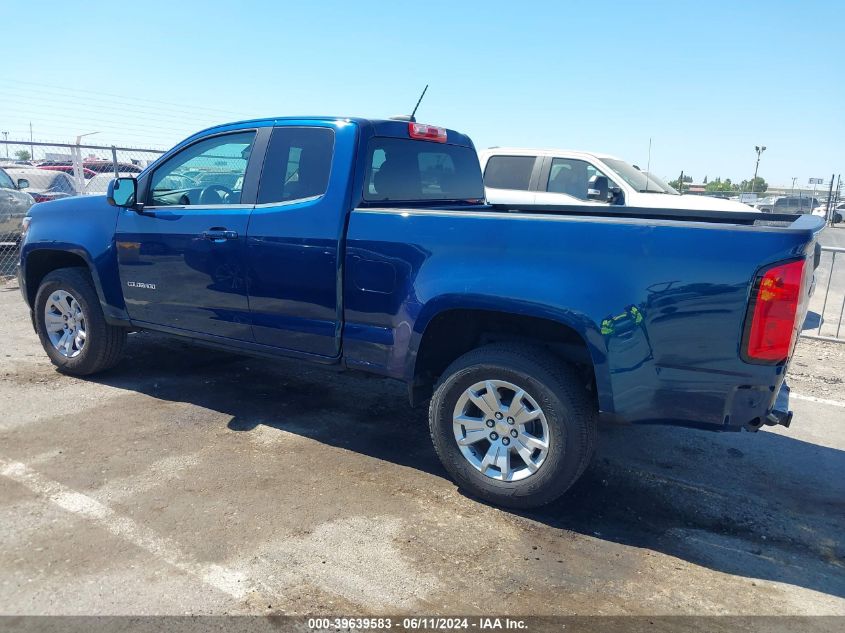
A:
[34, 267, 126, 375]
[429, 343, 597, 509]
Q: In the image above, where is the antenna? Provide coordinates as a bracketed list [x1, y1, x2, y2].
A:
[644, 137, 652, 192]
[409, 84, 429, 122]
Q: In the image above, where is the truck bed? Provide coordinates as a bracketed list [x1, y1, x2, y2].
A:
[343, 204, 825, 429]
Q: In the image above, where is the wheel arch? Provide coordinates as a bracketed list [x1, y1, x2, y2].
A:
[22, 246, 128, 325]
[407, 299, 612, 411]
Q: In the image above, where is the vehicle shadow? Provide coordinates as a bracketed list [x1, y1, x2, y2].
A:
[85, 332, 845, 600]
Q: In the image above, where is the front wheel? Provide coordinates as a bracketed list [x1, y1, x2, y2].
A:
[429, 343, 597, 509]
[34, 267, 127, 375]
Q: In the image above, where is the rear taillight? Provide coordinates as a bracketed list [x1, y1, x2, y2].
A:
[408, 122, 447, 143]
[32, 194, 50, 203]
[743, 259, 806, 363]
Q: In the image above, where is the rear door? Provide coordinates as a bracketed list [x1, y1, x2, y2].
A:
[116, 128, 268, 341]
[245, 122, 355, 357]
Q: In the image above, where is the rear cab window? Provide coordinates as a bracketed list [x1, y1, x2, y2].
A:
[363, 137, 484, 205]
[483, 155, 537, 191]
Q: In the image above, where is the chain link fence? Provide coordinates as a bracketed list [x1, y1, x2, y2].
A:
[0, 140, 164, 281]
[803, 246, 845, 342]
[3, 139, 844, 342]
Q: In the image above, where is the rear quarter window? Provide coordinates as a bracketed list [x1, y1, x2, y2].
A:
[258, 127, 335, 204]
[483, 155, 537, 191]
[363, 137, 484, 203]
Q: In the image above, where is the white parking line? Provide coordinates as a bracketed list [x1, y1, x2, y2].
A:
[0, 458, 251, 602]
[791, 393, 845, 409]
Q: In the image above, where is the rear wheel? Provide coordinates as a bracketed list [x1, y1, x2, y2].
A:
[429, 343, 597, 509]
[34, 267, 126, 375]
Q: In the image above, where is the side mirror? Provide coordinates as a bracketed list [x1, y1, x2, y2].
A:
[17, 178, 29, 189]
[587, 175, 609, 201]
[107, 177, 138, 208]
[609, 186, 624, 206]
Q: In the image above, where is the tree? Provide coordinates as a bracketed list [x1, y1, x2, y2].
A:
[14, 149, 31, 161]
[668, 173, 693, 192]
[705, 177, 734, 193]
[739, 177, 768, 193]
[703, 176, 708, 184]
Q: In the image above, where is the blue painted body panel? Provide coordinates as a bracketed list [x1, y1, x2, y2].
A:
[18, 116, 824, 431]
[19, 195, 127, 322]
[245, 120, 358, 356]
[116, 205, 254, 340]
[343, 209, 818, 426]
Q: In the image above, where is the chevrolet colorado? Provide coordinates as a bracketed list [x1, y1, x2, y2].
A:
[18, 116, 823, 508]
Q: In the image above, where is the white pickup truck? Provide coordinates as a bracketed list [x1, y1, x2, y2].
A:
[479, 147, 755, 212]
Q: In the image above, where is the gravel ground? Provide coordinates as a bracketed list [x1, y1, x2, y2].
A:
[0, 277, 843, 618]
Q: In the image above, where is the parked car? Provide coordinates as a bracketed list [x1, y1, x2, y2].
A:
[90, 172, 201, 197]
[753, 196, 776, 210]
[36, 164, 97, 180]
[18, 116, 823, 509]
[756, 196, 819, 214]
[194, 171, 244, 189]
[813, 201, 844, 223]
[84, 172, 138, 195]
[84, 161, 144, 174]
[0, 167, 34, 241]
[36, 161, 72, 167]
[6, 168, 80, 202]
[479, 148, 756, 212]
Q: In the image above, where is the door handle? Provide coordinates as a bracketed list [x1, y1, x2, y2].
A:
[202, 229, 238, 241]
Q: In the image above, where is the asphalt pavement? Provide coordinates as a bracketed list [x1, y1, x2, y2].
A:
[0, 283, 843, 617]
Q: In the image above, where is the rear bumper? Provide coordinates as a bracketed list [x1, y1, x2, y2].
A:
[740, 379, 792, 432]
[606, 363, 794, 432]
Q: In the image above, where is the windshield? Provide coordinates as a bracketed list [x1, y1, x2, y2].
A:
[0, 169, 14, 189]
[13, 171, 58, 191]
[602, 158, 678, 194]
[640, 171, 679, 195]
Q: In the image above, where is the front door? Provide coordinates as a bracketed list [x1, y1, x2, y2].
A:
[116, 130, 259, 341]
[533, 157, 616, 206]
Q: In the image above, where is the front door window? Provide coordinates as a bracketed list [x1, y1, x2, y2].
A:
[148, 132, 255, 207]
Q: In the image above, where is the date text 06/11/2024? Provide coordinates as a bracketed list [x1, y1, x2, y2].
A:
[305, 617, 529, 630]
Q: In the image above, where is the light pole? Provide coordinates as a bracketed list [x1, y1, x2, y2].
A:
[2, 131, 7, 159]
[791, 177, 797, 196]
[75, 131, 100, 146]
[752, 145, 766, 193]
[73, 132, 100, 192]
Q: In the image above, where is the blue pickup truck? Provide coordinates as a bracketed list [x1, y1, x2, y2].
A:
[17, 116, 824, 508]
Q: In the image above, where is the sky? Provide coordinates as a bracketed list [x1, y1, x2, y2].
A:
[0, 0, 842, 187]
